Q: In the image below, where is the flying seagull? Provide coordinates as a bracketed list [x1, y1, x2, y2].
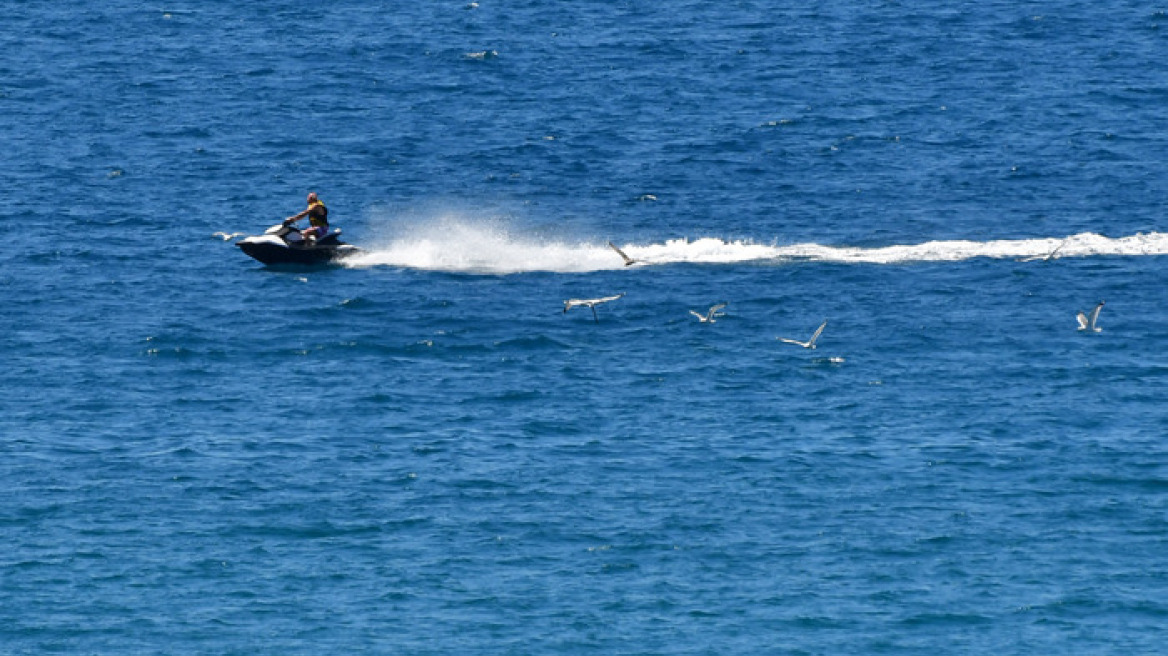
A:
[1076, 301, 1105, 333]
[778, 319, 828, 349]
[563, 293, 625, 323]
[1042, 239, 1067, 261]
[689, 303, 728, 323]
[1018, 239, 1067, 262]
[213, 231, 245, 241]
[608, 242, 637, 266]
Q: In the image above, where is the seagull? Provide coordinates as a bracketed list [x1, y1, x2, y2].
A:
[213, 231, 245, 241]
[1043, 239, 1067, 261]
[778, 319, 828, 349]
[1018, 239, 1067, 262]
[1076, 301, 1105, 333]
[689, 303, 728, 323]
[563, 293, 625, 323]
[608, 242, 637, 266]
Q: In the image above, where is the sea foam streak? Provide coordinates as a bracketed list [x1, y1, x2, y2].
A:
[344, 222, 1168, 274]
[346, 218, 626, 274]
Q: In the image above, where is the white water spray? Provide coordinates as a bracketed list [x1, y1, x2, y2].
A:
[343, 217, 1168, 274]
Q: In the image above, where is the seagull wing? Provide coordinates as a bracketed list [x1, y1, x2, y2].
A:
[608, 242, 636, 266]
[1076, 311, 1088, 330]
[1089, 302, 1104, 330]
[689, 310, 704, 321]
[777, 337, 807, 347]
[595, 293, 625, 304]
[806, 320, 828, 347]
[709, 303, 727, 317]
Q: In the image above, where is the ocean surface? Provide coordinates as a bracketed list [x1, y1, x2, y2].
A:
[4, 1, 1168, 653]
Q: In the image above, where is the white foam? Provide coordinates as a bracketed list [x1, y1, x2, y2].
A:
[345, 216, 626, 274]
[343, 218, 1168, 275]
[772, 232, 1168, 264]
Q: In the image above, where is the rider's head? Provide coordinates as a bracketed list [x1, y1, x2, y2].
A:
[307, 192, 318, 203]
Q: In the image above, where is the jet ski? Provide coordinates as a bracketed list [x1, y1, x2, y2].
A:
[237, 223, 361, 266]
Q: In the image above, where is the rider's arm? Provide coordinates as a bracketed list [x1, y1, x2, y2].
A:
[284, 208, 309, 224]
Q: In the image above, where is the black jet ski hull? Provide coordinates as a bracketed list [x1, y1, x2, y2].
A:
[237, 233, 360, 266]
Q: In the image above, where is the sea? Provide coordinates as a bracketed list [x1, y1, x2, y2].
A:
[3, 1, 1168, 653]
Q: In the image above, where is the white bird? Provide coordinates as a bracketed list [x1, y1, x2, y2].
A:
[608, 242, 637, 266]
[778, 319, 828, 349]
[1076, 301, 1105, 333]
[213, 231, 245, 241]
[563, 293, 625, 323]
[689, 303, 728, 323]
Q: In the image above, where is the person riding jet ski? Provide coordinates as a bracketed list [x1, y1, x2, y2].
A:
[235, 192, 359, 265]
[284, 192, 330, 244]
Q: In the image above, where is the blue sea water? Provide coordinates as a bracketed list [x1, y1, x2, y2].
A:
[4, 1, 1168, 653]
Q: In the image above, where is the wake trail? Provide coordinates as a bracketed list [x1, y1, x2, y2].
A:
[343, 223, 1168, 274]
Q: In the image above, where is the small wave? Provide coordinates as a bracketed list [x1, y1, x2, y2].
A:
[493, 335, 572, 350]
[345, 217, 1168, 274]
